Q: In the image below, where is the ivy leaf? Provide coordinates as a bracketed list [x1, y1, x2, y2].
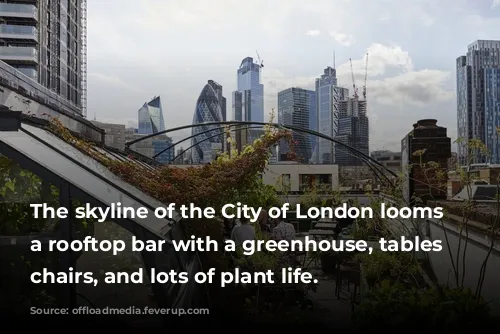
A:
[5, 180, 15, 193]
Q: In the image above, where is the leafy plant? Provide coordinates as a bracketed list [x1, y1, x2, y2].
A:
[356, 250, 422, 288]
[353, 280, 492, 332]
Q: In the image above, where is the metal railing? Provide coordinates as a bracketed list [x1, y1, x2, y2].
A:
[0, 46, 37, 58]
[0, 3, 37, 15]
[0, 24, 37, 36]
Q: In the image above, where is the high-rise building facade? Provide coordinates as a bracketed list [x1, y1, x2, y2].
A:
[457, 40, 500, 164]
[191, 80, 226, 163]
[277, 87, 316, 162]
[138, 96, 166, 135]
[335, 98, 369, 166]
[232, 57, 264, 149]
[315, 66, 348, 164]
[0, 0, 87, 115]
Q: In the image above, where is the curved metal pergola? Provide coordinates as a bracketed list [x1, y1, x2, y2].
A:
[126, 121, 397, 184]
[169, 125, 264, 163]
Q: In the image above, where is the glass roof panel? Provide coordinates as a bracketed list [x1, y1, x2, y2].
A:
[0, 125, 180, 237]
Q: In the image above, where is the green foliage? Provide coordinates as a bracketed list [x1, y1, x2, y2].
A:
[353, 280, 491, 332]
[356, 250, 422, 288]
[0, 155, 58, 235]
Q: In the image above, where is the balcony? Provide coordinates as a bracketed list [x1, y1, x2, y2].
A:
[0, 46, 38, 64]
[0, 3, 37, 21]
[0, 24, 37, 42]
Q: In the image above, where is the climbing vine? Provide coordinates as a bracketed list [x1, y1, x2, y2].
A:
[46, 115, 296, 212]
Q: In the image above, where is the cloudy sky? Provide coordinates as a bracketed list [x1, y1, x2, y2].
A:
[87, 0, 500, 151]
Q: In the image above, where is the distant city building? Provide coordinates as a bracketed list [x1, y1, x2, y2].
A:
[232, 57, 264, 149]
[125, 128, 174, 164]
[315, 66, 349, 164]
[173, 146, 190, 164]
[138, 96, 166, 135]
[335, 98, 369, 166]
[448, 152, 458, 170]
[371, 150, 401, 172]
[0, 0, 88, 115]
[191, 80, 226, 164]
[91, 120, 126, 151]
[277, 87, 316, 162]
[402, 119, 451, 204]
[171, 162, 340, 193]
[457, 40, 500, 164]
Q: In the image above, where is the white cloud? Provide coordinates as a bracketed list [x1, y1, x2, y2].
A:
[306, 30, 321, 36]
[87, 0, 486, 151]
[492, 0, 500, 8]
[88, 73, 143, 93]
[261, 43, 454, 150]
[330, 32, 355, 46]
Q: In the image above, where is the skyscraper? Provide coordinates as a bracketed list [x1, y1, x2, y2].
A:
[138, 96, 166, 135]
[315, 66, 349, 164]
[191, 80, 226, 163]
[232, 57, 264, 148]
[277, 87, 316, 162]
[0, 0, 87, 115]
[457, 40, 500, 164]
[335, 98, 369, 166]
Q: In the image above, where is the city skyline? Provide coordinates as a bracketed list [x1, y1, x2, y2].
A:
[86, 0, 500, 151]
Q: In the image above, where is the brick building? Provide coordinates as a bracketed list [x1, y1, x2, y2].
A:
[401, 119, 451, 204]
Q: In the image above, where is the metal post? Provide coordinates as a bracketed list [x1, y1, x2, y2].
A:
[57, 181, 75, 310]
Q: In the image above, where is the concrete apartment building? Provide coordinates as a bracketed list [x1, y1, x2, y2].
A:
[0, 0, 87, 115]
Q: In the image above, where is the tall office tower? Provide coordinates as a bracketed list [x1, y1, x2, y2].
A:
[232, 57, 264, 149]
[138, 96, 165, 135]
[0, 0, 87, 116]
[457, 40, 500, 164]
[277, 87, 316, 162]
[335, 98, 369, 166]
[191, 80, 226, 163]
[315, 66, 349, 164]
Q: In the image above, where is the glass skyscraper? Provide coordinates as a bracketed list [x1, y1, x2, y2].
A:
[232, 57, 264, 148]
[138, 96, 166, 135]
[234, 57, 264, 123]
[457, 40, 500, 164]
[315, 66, 348, 164]
[335, 98, 369, 166]
[191, 80, 226, 163]
[0, 0, 87, 115]
[277, 87, 316, 162]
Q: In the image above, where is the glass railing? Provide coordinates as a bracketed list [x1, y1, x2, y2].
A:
[0, 46, 37, 58]
[0, 24, 37, 36]
[0, 3, 37, 15]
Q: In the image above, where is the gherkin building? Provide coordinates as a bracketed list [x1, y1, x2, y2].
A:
[191, 80, 226, 163]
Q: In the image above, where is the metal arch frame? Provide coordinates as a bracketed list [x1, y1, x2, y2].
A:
[170, 125, 394, 185]
[154, 123, 244, 160]
[126, 120, 397, 180]
[170, 125, 264, 164]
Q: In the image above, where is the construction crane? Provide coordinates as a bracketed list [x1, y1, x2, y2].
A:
[349, 58, 358, 99]
[363, 53, 369, 100]
[256, 50, 264, 68]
